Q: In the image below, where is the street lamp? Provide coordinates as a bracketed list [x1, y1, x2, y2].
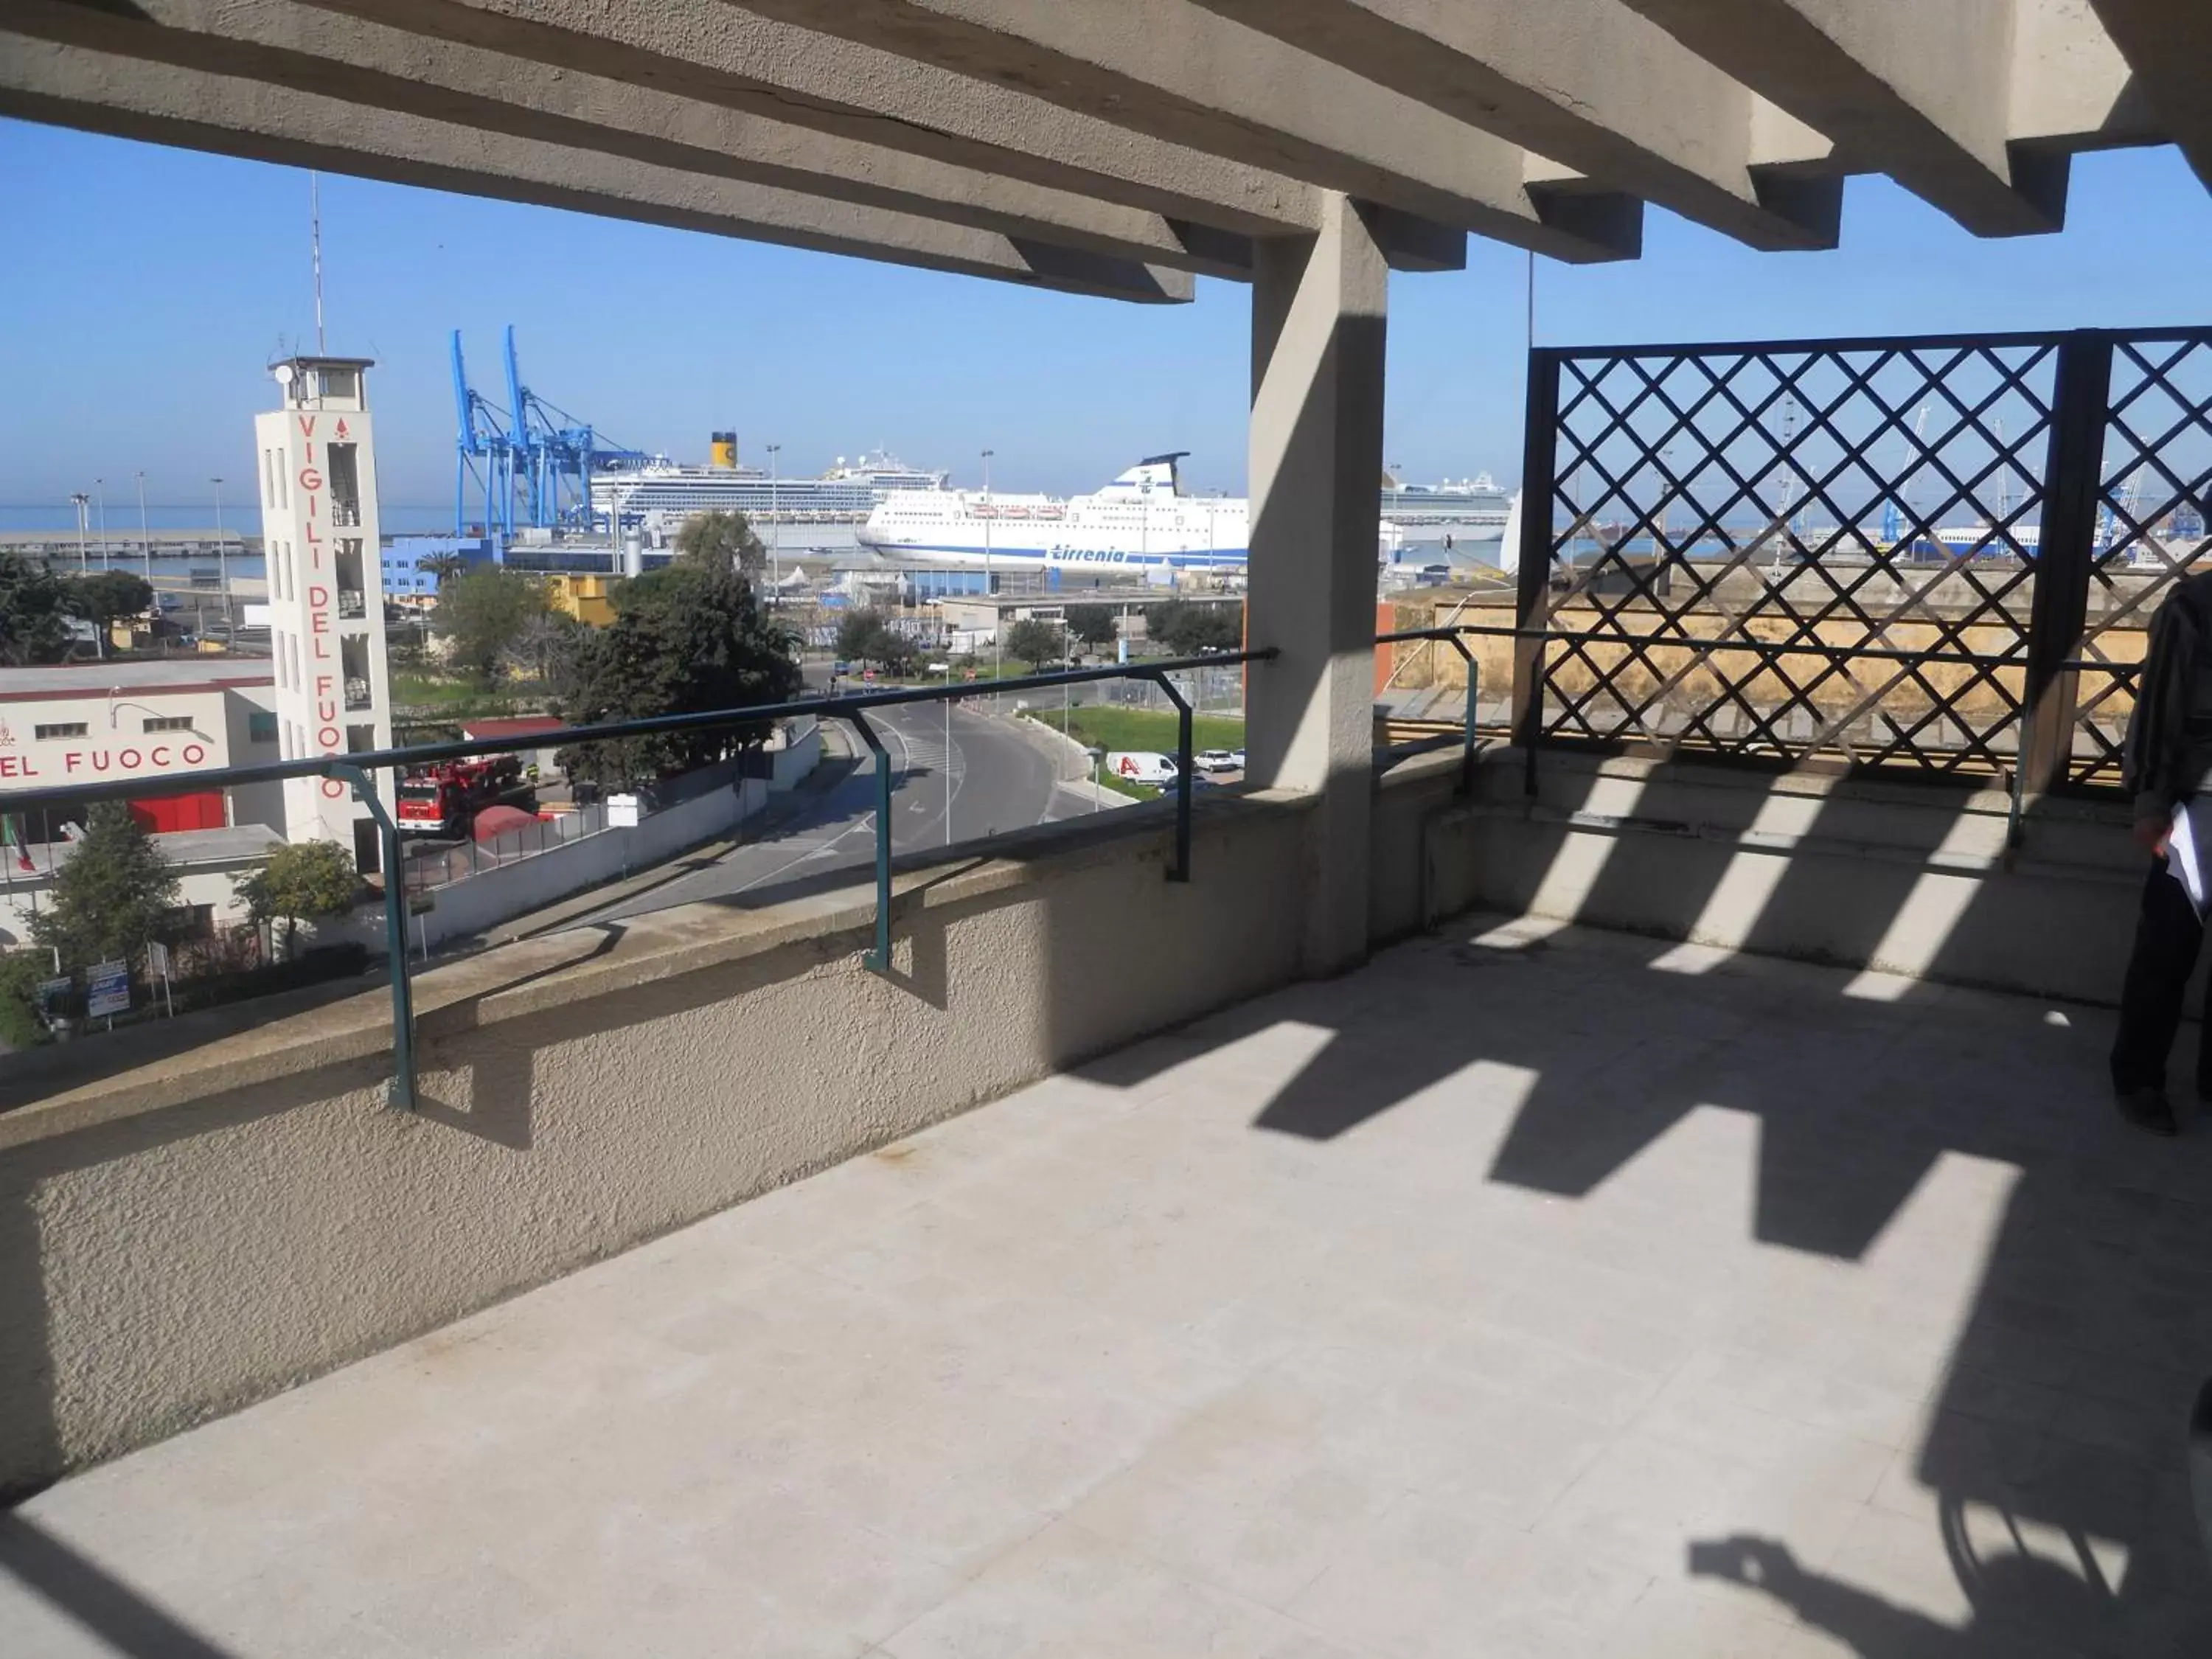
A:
[135, 470, 151, 582]
[210, 476, 226, 602]
[981, 448, 997, 695]
[70, 492, 89, 574]
[765, 443, 780, 599]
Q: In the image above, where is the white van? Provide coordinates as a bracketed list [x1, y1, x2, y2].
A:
[1105, 751, 1180, 787]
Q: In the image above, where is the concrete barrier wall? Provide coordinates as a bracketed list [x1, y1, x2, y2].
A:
[417, 776, 771, 951]
[0, 795, 1315, 1498]
[770, 720, 822, 790]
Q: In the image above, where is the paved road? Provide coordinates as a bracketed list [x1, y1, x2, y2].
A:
[573, 699, 1064, 925]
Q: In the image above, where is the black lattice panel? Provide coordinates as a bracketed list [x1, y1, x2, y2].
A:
[1537, 338, 2060, 778]
[2067, 337, 2212, 788]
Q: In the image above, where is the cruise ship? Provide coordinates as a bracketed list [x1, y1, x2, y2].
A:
[1380, 469, 1513, 535]
[591, 439, 947, 526]
[861, 453, 1430, 573]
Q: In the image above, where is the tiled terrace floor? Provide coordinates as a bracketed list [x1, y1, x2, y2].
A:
[7, 917, 2212, 1656]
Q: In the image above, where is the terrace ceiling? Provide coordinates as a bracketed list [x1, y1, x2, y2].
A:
[0, 1, 2194, 300]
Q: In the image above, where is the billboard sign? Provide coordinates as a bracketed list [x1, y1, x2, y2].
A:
[87, 960, 131, 1019]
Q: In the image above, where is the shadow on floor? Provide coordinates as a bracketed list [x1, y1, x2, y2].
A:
[0, 1512, 233, 1658]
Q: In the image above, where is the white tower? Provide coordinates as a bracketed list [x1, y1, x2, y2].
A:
[255, 356, 394, 874]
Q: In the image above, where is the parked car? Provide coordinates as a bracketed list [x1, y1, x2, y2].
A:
[1194, 748, 1239, 773]
[1228, 748, 1247, 771]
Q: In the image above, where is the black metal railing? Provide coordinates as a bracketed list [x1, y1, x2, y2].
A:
[2, 650, 1273, 1110]
[1508, 325, 2212, 793]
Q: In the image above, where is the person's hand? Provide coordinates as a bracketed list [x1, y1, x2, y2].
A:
[2135, 816, 2171, 855]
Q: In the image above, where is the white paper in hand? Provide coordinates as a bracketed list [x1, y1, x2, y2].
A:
[2172, 800, 2210, 919]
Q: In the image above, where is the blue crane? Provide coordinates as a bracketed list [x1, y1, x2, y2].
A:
[451, 330, 517, 539]
[502, 326, 642, 534]
[452, 327, 641, 538]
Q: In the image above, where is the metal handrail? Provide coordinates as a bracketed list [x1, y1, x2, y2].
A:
[2, 648, 1277, 1110]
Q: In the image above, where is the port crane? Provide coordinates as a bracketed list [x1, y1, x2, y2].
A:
[451, 327, 641, 538]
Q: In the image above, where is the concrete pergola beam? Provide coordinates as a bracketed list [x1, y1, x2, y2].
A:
[1188, 0, 1841, 252]
[287, 0, 1470, 274]
[2084, 0, 2212, 191]
[1615, 0, 2068, 237]
[289, 0, 1318, 242]
[0, 37, 1194, 304]
[7, 0, 1255, 279]
[732, 0, 1644, 263]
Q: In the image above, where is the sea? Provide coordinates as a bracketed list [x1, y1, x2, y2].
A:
[2, 502, 458, 590]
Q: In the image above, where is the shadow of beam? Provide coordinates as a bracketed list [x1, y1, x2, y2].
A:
[0, 1512, 235, 1658]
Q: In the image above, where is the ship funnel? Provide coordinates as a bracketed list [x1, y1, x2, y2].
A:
[709, 431, 738, 470]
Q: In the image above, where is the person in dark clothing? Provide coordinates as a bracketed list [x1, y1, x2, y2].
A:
[2110, 569, 2212, 1134]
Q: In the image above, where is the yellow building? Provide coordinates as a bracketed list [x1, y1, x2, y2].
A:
[544, 574, 617, 627]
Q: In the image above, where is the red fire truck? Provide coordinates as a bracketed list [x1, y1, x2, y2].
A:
[395, 755, 524, 837]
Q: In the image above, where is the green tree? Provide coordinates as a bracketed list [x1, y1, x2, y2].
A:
[0, 552, 74, 665]
[554, 557, 801, 788]
[29, 804, 181, 975]
[235, 840, 361, 961]
[65, 571, 155, 658]
[675, 509, 766, 576]
[834, 608, 918, 673]
[434, 566, 550, 683]
[1146, 599, 1243, 656]
[1005, 617, 1068, 672]
[1064, 603, 1118, 649]
[0, 951, 52, 1048]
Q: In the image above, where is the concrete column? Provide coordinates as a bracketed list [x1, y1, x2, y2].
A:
[1245, 190, 1388, 975]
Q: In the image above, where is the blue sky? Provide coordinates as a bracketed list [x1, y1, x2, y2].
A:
[3, 118, 2211, 512]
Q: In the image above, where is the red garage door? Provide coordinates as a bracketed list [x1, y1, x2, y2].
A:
[130, 791, 226, 833]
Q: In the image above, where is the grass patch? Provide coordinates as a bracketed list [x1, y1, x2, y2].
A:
[1034, 704, 1245, 756]
[391, 673, 550, 723]
[1031, 704, 1245, 800]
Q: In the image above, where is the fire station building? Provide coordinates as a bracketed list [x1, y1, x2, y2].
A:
[0, 660, 285, 838]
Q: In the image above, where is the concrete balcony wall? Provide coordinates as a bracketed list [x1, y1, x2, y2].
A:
[1436, 745, 2155, 1007]
[0, 742, 2156, 1499]
[0, 795, 1324, 1499]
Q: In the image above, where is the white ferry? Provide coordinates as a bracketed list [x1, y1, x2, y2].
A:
[860, 455, 1245, 571]
[861, 453, 1427, 572]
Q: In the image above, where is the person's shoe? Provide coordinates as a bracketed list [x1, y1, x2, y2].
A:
[2115, 1086, 2180, 1137]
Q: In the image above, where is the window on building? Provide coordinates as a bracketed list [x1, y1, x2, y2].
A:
[34, 723, 87, 740]
[319, 366, 359, 402]
[142, 715, 195, 734]
[248, 711, 279, 743]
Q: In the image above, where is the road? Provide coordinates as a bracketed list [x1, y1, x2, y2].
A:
[571, 698, 1082, 926]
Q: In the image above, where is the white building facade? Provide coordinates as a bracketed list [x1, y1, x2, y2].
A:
[256, 356, 393, 874]
[0, 661, 284, 834]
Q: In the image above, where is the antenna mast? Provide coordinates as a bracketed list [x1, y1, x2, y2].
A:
[310, 172, 325, 352]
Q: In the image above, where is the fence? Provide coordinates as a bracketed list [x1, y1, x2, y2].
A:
[1507, 327, 2212, 794]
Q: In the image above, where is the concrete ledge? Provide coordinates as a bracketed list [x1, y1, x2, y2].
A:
[0, 788, 1328, 1497]
[1432, 744, 2149, 1006]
